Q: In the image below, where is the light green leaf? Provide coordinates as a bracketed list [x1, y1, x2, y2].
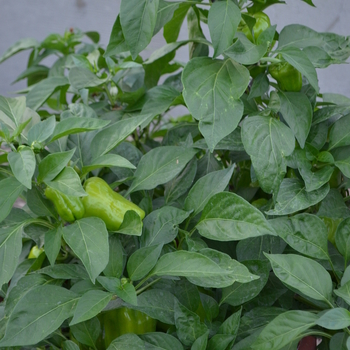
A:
[266, 253, 333, 304]
[278, 92, 313, 148]
[70, 290, 113, 325]
[50, 117, 110, 142]
[184, 166, 234, 216]
[26, 76, 69, 110]
[46, 167, 86, 197]
[266, 179, 330, 216]
[116, 210, 143, 236]
[8, 147, 35, 189]
[68, 67, 108, 90]
[70, 317, 101, 348]
[62, 218, 109, 283]
[0, 95, 26, 127]
[182, 57, 249, 151]
[45, 227, 63, 266]
[0, 177, 25, 223]
[332, 146, 350, 177]
[252, 310, 318, 350]
[38, 148, 75, 183]
[105, 16, 129, 57]
[82, 154, 135, 175]
[164, 3, 191, 43]
[316, 308, 350, 330]
[108, 333, 144, 349]
[140, 333, 184, 350]
[127, 146, 197, 194]
[27, 115, 56, 145]
[120, 0, 159, 59]
[208, 0, 241, 57]
[241, 116, 295, 194]
[328, 114, 350, 150]
[0, 38, 39, 63]
[335, 218, 350, 264]
[197, 192, 275, 241]
[334, 281, 350, 306]
[0, 285, 78, 347]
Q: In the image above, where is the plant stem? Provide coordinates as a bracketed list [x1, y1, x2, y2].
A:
[136, 278, 161, 295]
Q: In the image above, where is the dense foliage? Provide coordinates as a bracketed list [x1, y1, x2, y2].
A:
[0, 0, 350, 349]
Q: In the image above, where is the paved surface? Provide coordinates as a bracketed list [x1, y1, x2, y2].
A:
[0, 0, 349, 97]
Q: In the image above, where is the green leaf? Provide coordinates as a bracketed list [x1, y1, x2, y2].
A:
[335, 218, 350, 264]
[334, 281, 350, 306]
[266, 253, 333, 304]
[36, 264, 90, 280]
[116, 210, 143, 236]
[0, 285, 78, 347]
[68, 67, 108, 90]
[191, 332, 209, 350]
[248, 73, 270, 100]
[127, 146, 197, 194]
[46, 166, 86, 197]
[154, 0, 179, 35]
[70, 317, 101, 348]
[91, 114, 152, 158]
[208, 0, 241, 57]
[50, 117, 110, 142]
[62, 340, 80, 350]
[182, 57, 249, 151]
[108, 333, 144, 349]
[332, 146, 350, 177]
[127, 244, 163, 281]
[38, 148, 75, 183]
[105, 16, 129, 57]
[197, 192, 275, 241]
[70, 290, 113, 325]
[0, 38, 39, 63]
[140, 206, 190, 247]
[97, 276, 137, 305]
[184, 166, 234, 216]
[103, 235, 125, 278]
[278, 92, 313, 148]
[26, 76, 69, 110]
[164, 3, 191, 43]
[82, 154, 135, 175]
[316, 308, 350, 330]
[44, 227, 63, 266]
[241, 116, 295, 194]
[266, 179, 330, 216]
[62, 218, 109, 283]
[270, 214, 329, 260]
[0, 96, 26, 127]
[0, 224, 23, 287]
[251, 310, 318, 350]
[140, 333, 184, 350]
[120, 0, 159, 59]
[26, 186, 56, 217]
[175, 300, 208, 347]
[328, 114, 350, 150]
[278, 47, 319, 93]
[150, 250, 258, 288]
[8, 147, 35, 189]
[0, 177, 25, 223]
[221, 260, 270, 306]
[225, 33, 268, 65]
[27, 115, 56, 145]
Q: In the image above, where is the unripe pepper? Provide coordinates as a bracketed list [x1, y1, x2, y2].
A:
[240, 12, 271, 42]
[103, 307, 156, 348]
[45, 187, 85, 223]
[268, 61, 302, 92]
[81, 177, 145, 231]
[28, 245, 44, 259]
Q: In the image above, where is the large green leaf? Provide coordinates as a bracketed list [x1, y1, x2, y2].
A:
[208, 0, 241, 57]
[8, 147, 35, 189]
[82, 154, 135, 175]
[270, 214, 329, 260]
[26, 76, 69, 110]
[0, 96, 26, 127]
[278, 92, 313, 148]
[196, 192, 275, 241]
[252, 310, 318, 350]
[0, 285, 78, 346]
[241, 116, 295, 194]
[182, 57, 249, 151]
[164, 3, 191, 43]
[62, 218, 109, 283]
[27, 115, 56, 145]
[0, 38, 39, 63]
[316, 308, 350, 330]
[266, 179, 330, 216]
[68, 67, 108, 90]
[120, 0, 159, 59]
[104, 16, 129, 57]
[127, 146, 197, 194]
[0, 177, 25, 223]
[266, 253, 333, 304]
[328, 114, 350, 150]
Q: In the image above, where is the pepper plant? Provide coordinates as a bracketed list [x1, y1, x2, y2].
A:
[0, 0, 350, 349]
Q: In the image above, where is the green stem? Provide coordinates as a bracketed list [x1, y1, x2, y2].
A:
[135, 276, 151, 290]
[136, 278, 161, 295]
[259, 57, 282, 63]
[343, 195, 350, 202]
[27, 219, 55, 230]
[104, 83, 114, 106]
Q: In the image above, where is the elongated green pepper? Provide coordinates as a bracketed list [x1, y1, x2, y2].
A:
[45, 187, 85, 222]
[268, 61, 302, 92]
[81, 177, 145, 231]
[103, 307, 156, 348]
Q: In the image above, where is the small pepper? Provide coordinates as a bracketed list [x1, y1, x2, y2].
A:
[45, 187, 85, 223]
[28, 246, 45, 259]
[268, 60, 302, 92]
[240, 12, 271, 42]
[81, 177, 145, 231]
[102, 307, 156, 348]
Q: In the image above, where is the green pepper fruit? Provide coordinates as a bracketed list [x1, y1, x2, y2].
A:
[268, 61, 302, 92]
[28, 245, 44, 259]
[103, 307, 156, 347]
[81, 177, 145, 231]
[45, 187, 85, 223]
[240, 12, 271, 42]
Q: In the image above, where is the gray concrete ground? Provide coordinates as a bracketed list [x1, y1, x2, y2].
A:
[0, 0, 349, 97]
